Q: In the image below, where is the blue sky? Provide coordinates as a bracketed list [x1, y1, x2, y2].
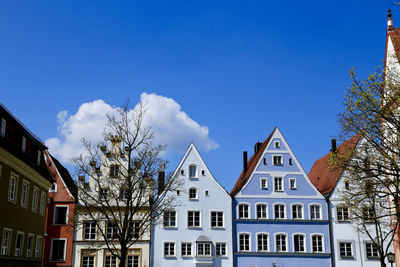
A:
[0, 0, 395, 192]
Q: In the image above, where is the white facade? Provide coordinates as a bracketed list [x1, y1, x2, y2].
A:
[151, 143, 233, 267]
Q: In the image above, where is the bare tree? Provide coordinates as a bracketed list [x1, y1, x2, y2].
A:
[73, 101, 181, 267]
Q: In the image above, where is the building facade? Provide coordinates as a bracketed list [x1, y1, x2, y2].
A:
[43, 152, 77, 267]
[231, 127, 331, 267]
[0, 103, 54, 267]
[151, 143, 233, 267]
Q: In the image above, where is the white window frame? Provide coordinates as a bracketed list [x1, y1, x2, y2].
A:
[238, 232, 251, 252]
[83, 221, 96, 240]
[365, 242, 379, 259]
[216, 242, 227, 257]
[238, 203, 250, 219]
[274, 203, 286, 219]
[20, 180, 29, 207]
[32, 186, 39, 212]
[260, 178, 268, 189]
[53, 205, 69, 225]
[181, 242, 192, 257]
[275, 233, 288, 252]
[14, 231, 24, 257]
[188, 187, 198, 200]
[0, 118, 6, 137]
[163, 241, 176, 257]
[337, 206, 350, 222]
[339, 241, 354, 259]
[291, 203, 304, 220]
[256, 203, 268, 219]
[49, 238, 67, 262]
[1, 228, 12, 256]
[188, 164, 198, 179]
[310, 204, 322, 220]
[163, 210, 177, 228]
[39, 191, 46, 215]
[289, 178, 297, 189]
[292, 233, 306, 253]
[256, 232, 269, 252]
[210, 211, 224, 228]
[26, 233, 34, 257]
[272, 155, 283, 165]
[104, 254, 118, 267]
[81, 254, 95, 267]
[196, 242, 212, 257]
[274, 177, 283, 192]
[187, 210, 201, 228]
[8, 173, 18, 202]
[35, 235, 42, 258]
[310, 234, 324, 253]
[49, 182, 58, 193]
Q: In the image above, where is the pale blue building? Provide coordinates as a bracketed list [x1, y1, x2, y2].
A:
[231, 128, 331, 267]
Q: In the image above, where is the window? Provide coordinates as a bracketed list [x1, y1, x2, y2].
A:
[274, 177, 283, 192]
[257, 233, 268, 252]
[37, 150, 41, 165]
[119, 188, 128, 200]
[177, 190, 180, 196]
[106, 222, 118, 239]
[15, 232, 24, 256]
[292, 204, 303, 219]
[22, 136, 26, 153]
[82, 256, 95, 267]
[164, 242, 175, 257]
[274, 204, 285, 219]
[8, 174, 18, 202]
[289, 158, 293, 165]
[127, 255, 139, 267]
[26, 234, 34, 257]
[105, 255, 117, 267]
[239, 233, 250, 251]
[197, 242, 212, 256]
[39, 192, 46, 215]
[32, 187, 39, 211]
[211, 211, 224, 227]
[289, 178, 297, 189]
[84, 222, 96, 240]
[205, 190, 209, 196]
[0, 118, 6, 137]
[310, 205, 321, 220]
[275, 234, 287, 252]
[273, 155, 283, 165]
[53, 206, 68, 225]
[312, 235, 323, 253]
[1, 228, 12, 255]
[339, 242, 353, 258]
[256, 204, 267, 219]
[189, 188, 197, 200]
[35, 236, 42, 258]
[188, 211, 201, 227]
[275, 141, 280, 148]
[260, 178, 268, 189]
[20, 180, 29, 207]
[238, 204, 249, 219]
[180, 169, 184, 175]
[99, 188, 108, 201]
[363, 207, 375, 222]
[293, 234, 305, 252]
[345, 181, 350, 190]
[201, 170, 205, 176]
[216, 242, 227, 256]
[181, 242, 192, 257]
[50, 239, 66, 262]
[189, 165, 197, 178]
[128, 221, 140, 239]
[109, 165, 119, 177]
[366, 243, 379, 259]
[49, 182, 58, 193]
[163, 211, 177, 227]
[337, 207, 350, 222]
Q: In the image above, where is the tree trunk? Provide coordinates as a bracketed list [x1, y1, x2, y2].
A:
[119, 246, 127, 267]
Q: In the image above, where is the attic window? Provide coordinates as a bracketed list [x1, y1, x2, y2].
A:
[201, 170, 205, 176]
[0, 118, 5, 137]
[180, 169, 184, 175]
[275, 141, 280, 148]
[49, 182, 57, 193]
[205, 190, 209, 196]
[177, 190, 180, 196]
[263, 158, 267, 165]
[289, 158, 293, 165]
[273, 155, 283, 165]
[345, 181, 350, 190]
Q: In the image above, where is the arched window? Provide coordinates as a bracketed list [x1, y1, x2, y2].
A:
[292, 204, 303, 219]
[238, 204, 250, 219]
[257, 233, 268, 252]
[256, 204, 267, 219]
[293, 234, 305, 252]
[239, 233, 250, 251]
[274, 204, 285, 219]
[311, 234, 324, 253]
[275, 234, 287, 252]
[310, 204, 322, 220]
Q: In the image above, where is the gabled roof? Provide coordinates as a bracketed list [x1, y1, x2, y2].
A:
[308, 134, 361, 195]
[230, 128, 275, 197]
[386, 27, 400, 66]
[50, 155, 78, 199]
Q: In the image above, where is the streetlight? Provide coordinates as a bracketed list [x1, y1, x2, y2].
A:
[387, 252, 395, 267]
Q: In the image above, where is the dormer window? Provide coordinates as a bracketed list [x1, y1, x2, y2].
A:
[22, 137, 26, 153]
[189, 188, 197, 200]
[0, 118, 6, 137]
[109, 165, 119, 177]
[189, 165, 197, 178]
[273, 156, 282, 165]
[274, 141, 280, 148]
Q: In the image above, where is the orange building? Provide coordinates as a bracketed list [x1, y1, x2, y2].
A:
[42, 151, 77, 267]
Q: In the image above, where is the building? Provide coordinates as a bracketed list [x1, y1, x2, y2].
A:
[231, 127, 331, 267]
[0, 103, 54, 267]
[43, 152, 77, 267]
[151, 143, 233, 267]
[73, 136, 152, 267]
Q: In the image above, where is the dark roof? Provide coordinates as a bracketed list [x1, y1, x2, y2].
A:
[50, 155, 78, 199]
[230, 128, 275, 197]
[308, 134, 360, 195]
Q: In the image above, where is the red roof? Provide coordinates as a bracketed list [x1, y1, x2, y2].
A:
[386, 27, 400, 65]
[308, 134, 361, 195]
[230, 129, 275, 197]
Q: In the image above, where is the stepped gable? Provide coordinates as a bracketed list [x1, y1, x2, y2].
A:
[308, 134, 360, 195]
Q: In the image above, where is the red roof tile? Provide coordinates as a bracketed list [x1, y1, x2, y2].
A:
[230, 129, 275, 197]
[308, 134, 361, 195]
[387, 28, 400, 63]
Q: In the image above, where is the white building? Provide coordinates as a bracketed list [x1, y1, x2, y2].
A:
[151, 143, 233, 267]
[73, 136, 152, 267]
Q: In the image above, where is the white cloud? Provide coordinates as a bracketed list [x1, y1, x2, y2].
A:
[45, 93, 218, 163]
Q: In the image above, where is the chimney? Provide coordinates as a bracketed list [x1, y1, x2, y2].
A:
[243, 151, 248, 174]
[388, 9, 394, 30]
[254, 142, 262, 154]
[158, 161, 165, 194]
[78, 175, 85, 187]
[331, 139, 337, 153]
